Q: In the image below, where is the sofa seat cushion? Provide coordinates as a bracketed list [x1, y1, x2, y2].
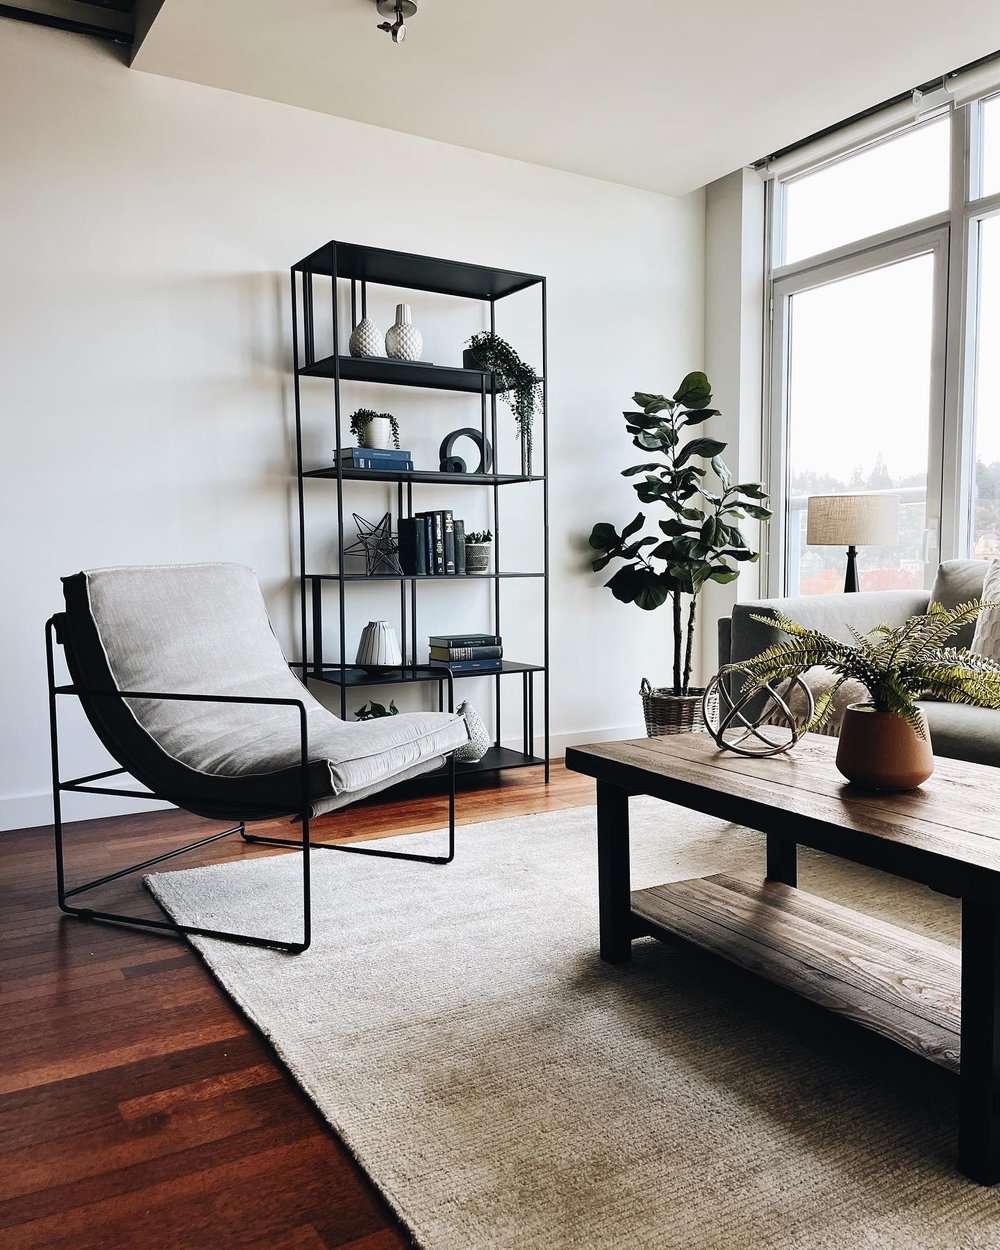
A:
[917, 701, 1000, 769]
[62, 563, 469, 820]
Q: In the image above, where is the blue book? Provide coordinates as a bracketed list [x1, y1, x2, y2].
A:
[428, 658, 503, 674]
[337, 452, 412, 467]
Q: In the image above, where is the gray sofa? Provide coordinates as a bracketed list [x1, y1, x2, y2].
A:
[717, 559, 1000, 768]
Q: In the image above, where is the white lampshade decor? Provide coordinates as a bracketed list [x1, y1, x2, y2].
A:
[805, 493, 899, 592]
[355, 620, 403, 673]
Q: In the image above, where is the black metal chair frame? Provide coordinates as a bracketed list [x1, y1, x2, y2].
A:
[45, 615, 457, 955]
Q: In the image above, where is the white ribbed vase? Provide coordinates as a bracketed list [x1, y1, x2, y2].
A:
[385, 303, 423, 361]
[349, 317, 385, 359]
[355, 620, 402, 672]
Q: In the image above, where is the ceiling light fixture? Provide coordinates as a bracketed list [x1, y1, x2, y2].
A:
[375, 0, 416, 44]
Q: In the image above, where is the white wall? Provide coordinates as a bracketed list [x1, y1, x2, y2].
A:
[0, 21, 704, 829]
[699, 168, 766, 674]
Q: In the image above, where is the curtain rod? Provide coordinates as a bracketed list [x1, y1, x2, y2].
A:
[753, 47, 1000, 169]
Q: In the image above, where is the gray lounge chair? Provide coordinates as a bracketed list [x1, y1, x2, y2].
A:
[46, 562, 470, 952]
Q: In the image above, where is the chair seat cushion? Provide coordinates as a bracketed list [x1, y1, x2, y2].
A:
[62, 563, 469, 820]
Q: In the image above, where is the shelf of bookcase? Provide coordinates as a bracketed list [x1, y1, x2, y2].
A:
[299, 354, 544, 394]
[302, 466, 541, 486]
[454, 746, 545, 774]
[295, 241, 542, 301]
[310, 661, 542, 688]
[306, 572, 542, 582]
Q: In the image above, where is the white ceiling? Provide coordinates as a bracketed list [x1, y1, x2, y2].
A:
[132, 0, 1000, 196]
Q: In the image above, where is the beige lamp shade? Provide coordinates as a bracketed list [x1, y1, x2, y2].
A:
[806, 494, 899, 547]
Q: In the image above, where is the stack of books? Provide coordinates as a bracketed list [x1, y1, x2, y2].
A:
[399, 511, 467, 576]
[428, 633, 502, 674]
[336, 446, 414, 472]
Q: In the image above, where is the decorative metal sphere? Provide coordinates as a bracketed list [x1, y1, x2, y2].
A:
[702, 670, 815, 757]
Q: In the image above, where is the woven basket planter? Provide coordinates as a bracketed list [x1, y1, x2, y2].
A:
[640, 678, 717, 737]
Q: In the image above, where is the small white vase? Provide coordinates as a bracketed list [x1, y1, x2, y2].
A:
[355, 620, 403, 672]
[349, 317, 384, 359]
[360, 417, 394, 450]
[385, 303, 423, 361]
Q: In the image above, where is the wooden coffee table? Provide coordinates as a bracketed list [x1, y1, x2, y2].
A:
[565, 732, 1000, 1185]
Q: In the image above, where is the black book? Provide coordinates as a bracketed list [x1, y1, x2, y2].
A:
[442, 510, 456, 575]
[429, 644, 502, 660]
[454, 521, 466, 575]
[428, 633, 501, 647]
[416, 511, 445, 574]
[397, 518, 427, 576]
[429, 658, 504, 673]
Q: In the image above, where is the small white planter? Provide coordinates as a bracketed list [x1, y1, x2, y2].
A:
[360, 417, 394, 450]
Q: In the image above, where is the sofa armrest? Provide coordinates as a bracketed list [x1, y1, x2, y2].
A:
[729, 589, 931, 666]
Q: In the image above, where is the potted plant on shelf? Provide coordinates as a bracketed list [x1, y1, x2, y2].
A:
[589, 372, 770, 735]
[349, 408, 400, 451]
[464, 332, 541, 474]
[722, 602, 1000, 790]
[464, 529, 493, 574]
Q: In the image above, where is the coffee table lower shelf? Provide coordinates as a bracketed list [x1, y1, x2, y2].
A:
[631, 873, 962, 1074]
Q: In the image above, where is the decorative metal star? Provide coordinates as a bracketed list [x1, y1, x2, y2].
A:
[344, 512, 402, 576]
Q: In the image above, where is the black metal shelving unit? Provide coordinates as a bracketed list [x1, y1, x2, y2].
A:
[290, 241, 549, 782]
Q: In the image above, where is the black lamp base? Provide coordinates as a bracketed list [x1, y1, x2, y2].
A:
[844, 545, 859, 593]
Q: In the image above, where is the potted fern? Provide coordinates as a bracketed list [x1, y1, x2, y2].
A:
[725, 601, 1000, 790]
[589, 373, 770, 734]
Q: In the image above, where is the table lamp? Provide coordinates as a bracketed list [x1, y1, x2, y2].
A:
[805, 494, 899, 593]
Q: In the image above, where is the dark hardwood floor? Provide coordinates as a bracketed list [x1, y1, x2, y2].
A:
[1, 763, 594, 1249]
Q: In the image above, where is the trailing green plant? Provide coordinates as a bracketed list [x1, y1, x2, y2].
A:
[589, 373, 770, 696]
[465, 529, 493, 544]
[349, 408, 400, 448]
[355, 699, 399, 720]
[724, 601, 1000, 738]
[465, 332, 541, 469]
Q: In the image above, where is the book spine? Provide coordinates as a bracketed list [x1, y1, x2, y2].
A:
[454, 521, 466, 575]
[430, 512, 445, 574]
[428, 635, 501, 647]
[442, 511, 456, 575]
[398, 518, 427, 576]
[339, 447, 413, 461]
[346, 457, 413, 471]
[430, 645, 503, 660]
[429, 659, 504, 673]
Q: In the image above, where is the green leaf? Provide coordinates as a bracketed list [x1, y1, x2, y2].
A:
[589, 522, 620, 551]
[736, 482, 768, 499]
[622, 462, 664, 477]
[635, 478, 668, 503]
[681, 408, 721, 426]
[700, 516, 717, 545]
[674, 437, 727, 468]
[621, 512, 645, 540]
[623, 411, 664, 430]
[633, 574, 670, 610]
[711, 455, 732, 490]
[658, 518, 694, 536]
[634, 430, 663, 451]
[632, 393, 673, 414]
[742, 503, 772, 520]
[673, 371, 713, 409]
[708, 566, 740, 583]
[621, 536, 657, 557]
[591, 552, 614, 572]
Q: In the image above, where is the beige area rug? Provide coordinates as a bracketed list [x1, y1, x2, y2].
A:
[147, 798, 1000, 1249]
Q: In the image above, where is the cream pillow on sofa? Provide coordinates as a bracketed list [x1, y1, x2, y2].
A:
[971, 558, 1000, 660]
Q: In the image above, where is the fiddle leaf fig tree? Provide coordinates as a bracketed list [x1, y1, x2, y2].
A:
[589, 372, 771, 696]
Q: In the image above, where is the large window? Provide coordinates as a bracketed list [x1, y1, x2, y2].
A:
[767, 89, 1000, 595]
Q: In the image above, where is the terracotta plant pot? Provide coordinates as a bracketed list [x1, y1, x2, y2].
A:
[835, 704, 934, 791]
